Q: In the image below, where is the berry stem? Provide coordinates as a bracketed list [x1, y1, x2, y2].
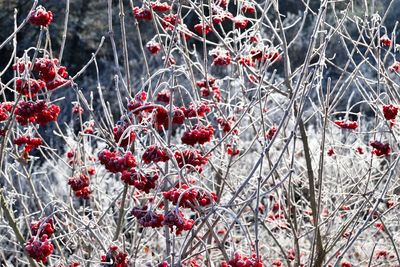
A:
[0, 189, 38, 267]
[113, 183, 129, 241]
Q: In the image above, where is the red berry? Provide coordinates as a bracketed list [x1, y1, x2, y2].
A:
[242, 4, 255, 14]
[161, 15, 180, 31]
[98, 150, 137, 173]
[194, 23, 213, 35]
[15, 78, 45, 98]
[389, 61, 400, 73]
[163, 209, 194, 235]
[157, 89, 171, 103]
[25, 234, 54, 263]
[150, 1, 171, 12]
[121, 168, 159, 193]
[181, 124, 214, 146]
[174, 149, 208, 173]
[370, 140, 391, 156]
[132, 7, 152, 20]
[146, 41, 162, 54]
[29, 6, 53, 27]
[382, 104, 398, 120]
[210, 48, 231, 66]
[132, 206, 164, 228]
[380, 34, 392, 46]
[142, 145, 169, 164]
[334, 119, 358, 130]
[101, 246, 130, 267]
[233, 16, 250, 29]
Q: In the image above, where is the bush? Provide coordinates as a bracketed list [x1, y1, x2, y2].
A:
[1, 0, 400, 266]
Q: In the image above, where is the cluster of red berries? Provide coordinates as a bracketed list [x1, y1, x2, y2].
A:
[98, 150, 137, 173]
[101, 245, 130, 267]
[132, 7, 152, 21]
[72, 103, 84, 114]
[264, 50, 282, 62]
[156, 89, 171, 103]
[153, 107, 177, 129]
[127, 92, 151, 114]
[238, 56, 256, 67]
[194, 22, 213, 35]
[131, 206, 164, 228]
[25, 234, 54, 264]
[389, 61, 400, 73]
[183, 101, 211, 118]
[132, 207, 194, 235]
[161, 14, 180, 31]
[163, 209, 194, 235]
[14, 135, 43, 155]
[171, 107, 186, 124]
[196, 77, 216, 89]
[127, 92, 212, 131]
[380, 35, 392, 46]
[181, 124, 214, 146]
[196, 77, 221, 101]
[0, 102, 12, 122]
[217, 116, 238, 134]
[221, 251, 263, 267]
[113, 120, 136, 147]
[233, 16, 250, 29]
[150, 1, 171, 12]
[29, 6, 53, 27]
[210, 48, 231, 66]
[212, 10, 233, 24]
[153, 106, 184, 129]
[15, 78, 45, 98]
[12, 59, 32, 73]
[147, 41, 162, 55]
[382, 104, 398, 120]
[227, 143, 240, 156]
[142, 145, 169, 164]
[250, 48, 281, 63]
[242, 3, 255, 14]
[202, 85, 221, 101]
[121, 168, 159, 193]
[370, 141, 391, 156]
[334, 119, 358, 130]
[68, 173, 91, 199]
[250, 48, 264, 61]
[30, 218, 54, 237]
[15, 100, 60, 126]
[127, 93, 185, 129]
[33, 56, 69, 90]
[25, 218, 55, 263]
[174, 149, 208, 172]
[266, 126, 277, 139]
[163, 183, 217, 210]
